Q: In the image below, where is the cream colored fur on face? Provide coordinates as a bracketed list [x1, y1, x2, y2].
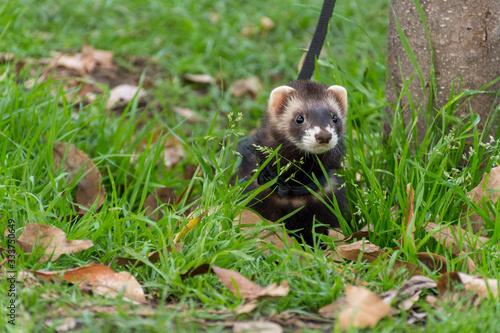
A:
[297, 125, 338, 154]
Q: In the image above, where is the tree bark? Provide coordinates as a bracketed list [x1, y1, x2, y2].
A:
[385, 0, 500, 144]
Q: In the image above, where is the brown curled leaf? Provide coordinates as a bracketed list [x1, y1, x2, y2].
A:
[28, 264, 147, 304]
[319, 285, 392, 329]
[143, 187, 177, 222]
[15, 223, 93, 262]
[53, 142, 105, 214]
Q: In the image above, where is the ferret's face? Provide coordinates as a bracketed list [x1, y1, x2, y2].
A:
[267, 83, 348, 155]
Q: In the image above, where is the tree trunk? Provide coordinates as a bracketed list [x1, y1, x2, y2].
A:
[385, 0, 500, 145]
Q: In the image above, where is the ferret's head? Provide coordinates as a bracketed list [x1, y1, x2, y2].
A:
[266, 81, 348, 155]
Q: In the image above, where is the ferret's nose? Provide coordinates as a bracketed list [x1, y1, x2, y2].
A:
[315, 131, 332, 144]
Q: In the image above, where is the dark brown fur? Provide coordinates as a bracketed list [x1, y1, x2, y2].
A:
[234, 81, 349, 246]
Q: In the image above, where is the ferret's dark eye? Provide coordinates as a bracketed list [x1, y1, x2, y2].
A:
[332, 115, 338, 124]
[296, 115, 304, 124]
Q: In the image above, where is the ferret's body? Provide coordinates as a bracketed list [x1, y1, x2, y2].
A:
[235, 81, 349, 246]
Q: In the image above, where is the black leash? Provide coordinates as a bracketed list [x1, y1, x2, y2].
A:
[297, 0, 337, 81]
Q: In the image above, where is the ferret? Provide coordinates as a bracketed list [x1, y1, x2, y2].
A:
[234, 80, 349, 247]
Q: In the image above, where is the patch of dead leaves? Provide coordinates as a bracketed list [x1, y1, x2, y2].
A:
[179, 263, 288, 314]
[24, 44, 148, 110]
[105, 84, 146, 110]
[12, 223, 93, 262]
[212, 266, 289, 314]
[229, 77, 262, 99]
[319, 285, 392, 330]
[334, 240, 424, 276]
[53, 44, 113, 74]
[241, 17, 275, 38]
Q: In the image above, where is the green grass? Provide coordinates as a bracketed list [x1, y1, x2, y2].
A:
[1, 0, 500, 331]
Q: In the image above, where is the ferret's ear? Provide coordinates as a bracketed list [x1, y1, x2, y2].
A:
[327, 85, 348, 114]
[268, 86, 296, 115]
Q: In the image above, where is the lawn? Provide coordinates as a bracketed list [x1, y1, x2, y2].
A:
[1, 0, 500, 332]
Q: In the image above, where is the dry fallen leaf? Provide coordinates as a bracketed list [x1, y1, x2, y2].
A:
[327, 228, 345, 240]
[416, 252, 447, 274]
[28, 264, 147, 304]
[0, 52, 15, 62]
[335, 240, 423, 276]
[323, 250, 344, 262]
[174, 214, 204, 243]
[178, 262, 288, 313]
[260, 17, 275, 31]
[235, 209, 295, 253]
[163, 136, 185, 169]
[438, 272, 498, 300]
[335, 240, 387, 262]
[212, 266, 289, 298]
[4, 269, 38, 288]
[173, 107, 201, 124]
[319, 286, 392, 330]
[211, 266, 266, 298]
[53, 44, 114, 74]
[465, 165, 500, 233]
[455, 272, 499, 298]
[14, 223, 93, 262]
[341, 230, 371, 243]
[143, 187, 177, 221]
[132, 131, 185, 170]
[229, 77, 262, 99]
[381, 275, 437, 310]
[401, 184, 416, 251]
[241, 22, 259, 38]
[183, 73, 216, 84]
[83, 44, 113, 69]
[53, 142, 106, 214]
[44, 317, 77, 332]
[54, 53, 90, 73]
[211, 265, 289, 313]
[233, 321, 282, 333]
[106, 84, 146, 109]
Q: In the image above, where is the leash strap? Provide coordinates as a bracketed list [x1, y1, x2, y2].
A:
[297, 0, 337, 81]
